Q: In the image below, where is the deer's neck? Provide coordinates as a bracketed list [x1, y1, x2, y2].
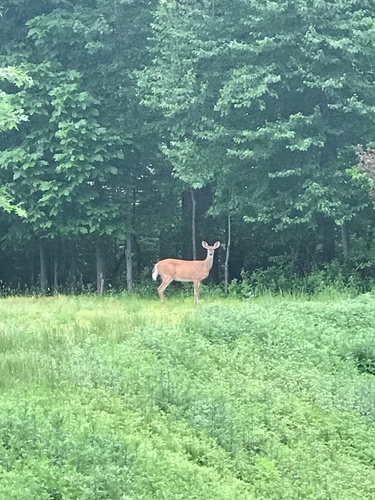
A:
[204, 253, 214, 270]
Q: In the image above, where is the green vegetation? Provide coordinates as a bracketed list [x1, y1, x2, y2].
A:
[1, 294, 375, 498]
[1, 1, 375, 294]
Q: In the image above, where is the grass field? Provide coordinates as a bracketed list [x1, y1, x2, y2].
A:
[1, 293, 375, 499]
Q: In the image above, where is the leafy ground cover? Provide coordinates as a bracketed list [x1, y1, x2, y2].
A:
[0, 293, 375, 499]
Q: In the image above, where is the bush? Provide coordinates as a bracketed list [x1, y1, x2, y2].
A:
[228, 259, 374, 298]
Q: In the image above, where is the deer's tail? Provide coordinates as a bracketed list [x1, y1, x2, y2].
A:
[152, 264, 159, 281]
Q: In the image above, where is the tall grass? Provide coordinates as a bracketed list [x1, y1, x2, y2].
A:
[0, 293, 375, 498]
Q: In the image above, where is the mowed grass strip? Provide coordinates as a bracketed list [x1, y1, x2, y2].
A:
[0, 294, 375, 499]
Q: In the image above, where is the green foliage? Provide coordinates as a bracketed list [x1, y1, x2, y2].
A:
[0, 187, 27, 217]
[0, 0, 180, 294]
[352, 343, 375, 376]
[228, 259, 373, 298]
[0, 66, 32, 131]
[139, 0, 375, 228]
[1, 0, 375, 296]
[0, 62, 126, 238]
[0, 66, 31, 216]
[1, 295, 375, 498]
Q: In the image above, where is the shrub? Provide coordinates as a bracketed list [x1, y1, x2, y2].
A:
[229, 260, 373, 298]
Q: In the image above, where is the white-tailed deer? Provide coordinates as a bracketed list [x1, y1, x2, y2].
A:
[152, 241, 220, 304]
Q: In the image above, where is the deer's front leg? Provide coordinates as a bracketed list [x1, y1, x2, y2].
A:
[193, 281, 200, 304]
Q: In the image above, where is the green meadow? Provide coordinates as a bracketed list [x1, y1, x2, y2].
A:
[1, 293, 375, 499]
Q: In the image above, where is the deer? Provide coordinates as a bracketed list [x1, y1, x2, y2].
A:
[152, 241, 220, 304]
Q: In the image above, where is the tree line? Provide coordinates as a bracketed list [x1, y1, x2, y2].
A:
[1, 0, 375, 295]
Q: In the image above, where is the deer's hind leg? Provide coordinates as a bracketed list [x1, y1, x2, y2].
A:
[158, 277, 173, 304]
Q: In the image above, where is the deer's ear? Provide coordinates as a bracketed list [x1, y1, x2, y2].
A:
[213, 241, 220, 249]
[202, 241, 209, 249]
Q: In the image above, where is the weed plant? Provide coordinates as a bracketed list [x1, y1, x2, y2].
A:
[0, 293, 375, 498]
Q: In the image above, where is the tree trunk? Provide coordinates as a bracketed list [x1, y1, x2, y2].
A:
[53, 238, 59, 294]
[341, 221, 350, 260]
[111, 244, 126, 287]
[195, 186, 213, 245]
[126, 232, 133, 292]
[39, 238, 48, 295]
[191, 188, 197, 260]
[53, 259, 58, 293]
[133, 236, 142, 282]
[96, 237, 106, 295]
[70, 242, 77, 294]
[319, 215, 336, 263]
[224, 215, 231, 294]
[181, 187, 215, 260]
[30, 245, 36, 290]
[181, 190, 192, 259]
